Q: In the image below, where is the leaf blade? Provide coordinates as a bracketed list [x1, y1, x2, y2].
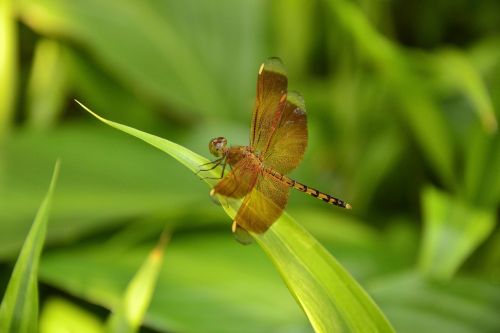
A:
[78, 103, 395, 332]
[106, 232, 169, 333]
[419, 186, 496, 280]
[256, 214, 394, 332]
[0, 160, 60, 333]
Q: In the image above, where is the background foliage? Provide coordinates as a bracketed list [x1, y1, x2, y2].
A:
[1, 0, 500, 332]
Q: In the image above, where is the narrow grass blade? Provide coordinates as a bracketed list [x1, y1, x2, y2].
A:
[106, 231, 169, 333]
[79, 102, 395, 332]
[0, 160, 60, 333]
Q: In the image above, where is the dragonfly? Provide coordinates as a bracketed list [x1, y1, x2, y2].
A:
[203, 57, 351, 237]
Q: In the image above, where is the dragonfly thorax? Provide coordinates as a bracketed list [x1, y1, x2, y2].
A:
[209, 137, 228, 157]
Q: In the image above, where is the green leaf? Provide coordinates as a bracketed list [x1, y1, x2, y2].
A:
[0, 160, 60, 333]
[66, 47, 161, 130]
[75, 101, 212, 180]
[40, 297, 104, 333]
[272, 0, 314, 77]
[419, 186, 496, 280]
[349, 131, 403, 211]
[25, 39, 68, 130]
[0, 0, 17, 139]
[463, 123, 500, 206]
[255, 217, 394, 332]
[40, 233, 308, 333]
[431, 48, 497, 134]
[0, 124, 222, 259]
[325, 0, 456, 188]
[370, 272, 500, 333]
[106, 232, 169, 333]
[19, 0, 266, 118]
[78, 102, 395, 332]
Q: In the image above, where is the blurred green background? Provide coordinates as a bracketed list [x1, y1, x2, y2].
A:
[1, 0, 500, 332]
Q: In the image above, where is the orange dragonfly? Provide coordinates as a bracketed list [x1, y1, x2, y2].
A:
[203, 58, 350, 237]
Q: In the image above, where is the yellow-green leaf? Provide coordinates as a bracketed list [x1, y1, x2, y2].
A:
[40, 297, 104, 333]
[106, 231, 169, 333]
[0, 160, 60, 333]
[78, 102, 395, 332]
[419, 186, 496, 280]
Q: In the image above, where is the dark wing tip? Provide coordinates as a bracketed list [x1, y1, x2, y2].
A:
[260, 57, 287, 76]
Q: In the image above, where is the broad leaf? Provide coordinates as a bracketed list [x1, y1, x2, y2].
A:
[78, 102, 395, 332]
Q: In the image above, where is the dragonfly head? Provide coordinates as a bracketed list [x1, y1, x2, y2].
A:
[209, 137, 228, 157]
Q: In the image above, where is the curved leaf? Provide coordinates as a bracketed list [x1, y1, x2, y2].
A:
[77, 101, 394, 332]
[419, 186, 496, 280]
[106, 231, 169, 333]
[0, 160, 60, 333]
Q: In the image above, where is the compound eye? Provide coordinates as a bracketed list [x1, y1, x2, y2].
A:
[209, 137, 227, 157]
[216, 137, 227, 149]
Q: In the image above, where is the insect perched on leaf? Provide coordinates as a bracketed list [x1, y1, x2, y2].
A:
[201, 58, 350, 240]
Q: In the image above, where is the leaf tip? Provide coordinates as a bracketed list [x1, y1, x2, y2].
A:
[74, 100, 106, 122]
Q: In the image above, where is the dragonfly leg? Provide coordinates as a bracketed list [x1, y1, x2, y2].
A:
[195, 157, 224, 175]
[199, 160, 228, 180]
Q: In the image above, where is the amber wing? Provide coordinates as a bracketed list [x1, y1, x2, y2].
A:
[250, 58, 288, 153]
[211, 156, 259, 198]
[234, 172, 290, 233]
[235, 93, 307, 232]
[216, 59, 309, 233]
[261, 92, 307, 175]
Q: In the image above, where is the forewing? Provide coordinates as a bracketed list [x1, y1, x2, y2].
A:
[212, 157, 258, 198]
[250, 58, 288, 152]
[262, 92, 307, 174]
[234, 173, 290, 234]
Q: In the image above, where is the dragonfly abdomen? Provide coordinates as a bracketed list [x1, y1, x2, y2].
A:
[263, 168, 351, 209]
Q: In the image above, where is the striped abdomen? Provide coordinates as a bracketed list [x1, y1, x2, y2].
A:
[263, 168, 351, 209]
